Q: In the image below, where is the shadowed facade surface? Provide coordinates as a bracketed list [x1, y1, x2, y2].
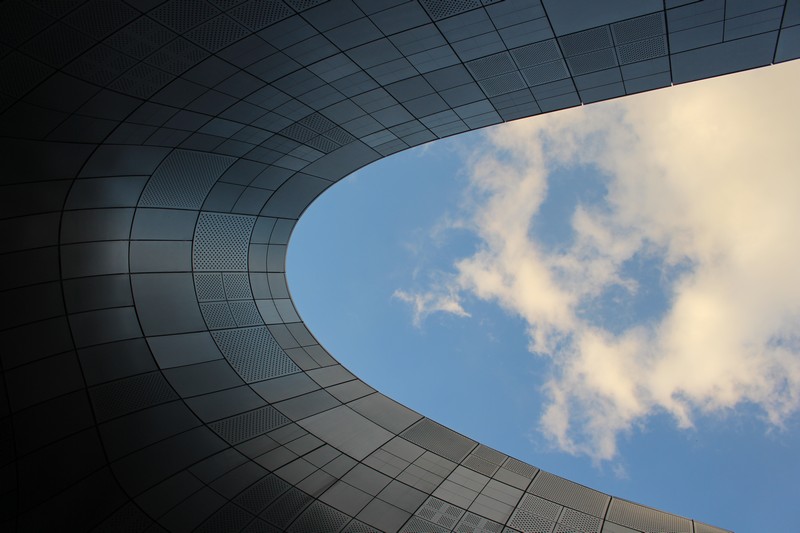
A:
[1, 0, 798, 531]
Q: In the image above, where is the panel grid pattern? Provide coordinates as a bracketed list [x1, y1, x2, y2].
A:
[211, 326, 301, 382]
[401, 418, 476, 463]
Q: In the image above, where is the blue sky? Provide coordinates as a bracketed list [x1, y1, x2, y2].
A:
[287, 61, 800, 533]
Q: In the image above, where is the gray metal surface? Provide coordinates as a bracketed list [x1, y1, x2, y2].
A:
[3, 0, 795, 530]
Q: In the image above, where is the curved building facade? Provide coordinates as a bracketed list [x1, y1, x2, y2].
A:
[1, 1, 797, 531]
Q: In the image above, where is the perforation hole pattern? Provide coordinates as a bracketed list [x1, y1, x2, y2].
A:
[518, 494, 561, 521]
[556, 508, 601, 533]
[478, 72, 527, 97]
[260, 488, 312, 528]
[420, 0, 481, 21]
[611, 12, 665, 44]
[616, 36, 667, 65]
[230, 0, 293, 31]
[502, 457, 539, 479]
[193, 213, 256, 271]
[559, 26, 613, 57]
[139, 150, 234, 210]
[209, 405, 289, 444]
[521, 60, 568, 86]
[201, 301, 236, 329]
[195, 272, 226, 301]
[455, 512, 504, 533]
[466, 52, 516, 80]
[287, 501, 349, 533]
[416, 496, 466, 528]
[403, 516, 451, 533]
[211, 326, 300, 382]
[508, 510, 555, 533]
[606, 499, 692, 532]
[234, 474, 290, 514]
[196, 503, 255, 533]
[343, 519, 381, 533]
[229, 300, 264, 326]
[463, 454, 500, 476]
[565, 48, 617, 76]
[224, 272, 252, 299]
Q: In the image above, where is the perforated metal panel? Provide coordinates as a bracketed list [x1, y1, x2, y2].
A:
[455, 512, 504, 533]
[467, 52, 517, 80]
[234, 474, 290, 514]
[404, 515, 451, 533]
[193, 213, 256, 271]
[606, 499, 693, 532]
[415, 496, 466, 530]
[343, 519, 382, 533]
[517, 493, 562, 521]
[616, 36, 667, 65]
[401, 418, 476, 462]
[511, 39, 562, 68]
[186, 14, 250, 52]
[502, 457, 539, 479]
[559, 27, 613, 57]
[211, 326, 300, 382]
[555, 508, 601, 533]
[224, 272, 253, 299]
[478, 72, 527, 97]
[229, 300, 264, 326]
[611, 13, 665, 44]
[196, 503, 255, 533]
[195, 272, 227, 300]
[521, 60, 569, 86]
[463, 454, 500, 476]
[150, 0, 219, 33]
[260, 488, 312, 528]
[508, 507, 556, 533]
[420, 0, 481, 21]
[287, 500, 350, 533]
[230, 0, 293, 31]
[201, 301, 237, 329]
[565, 49, 617, 76]
[208, 405, 289, 444]
[528, 472, 609, 518]
[285, 0, 328, 11]
[139, 150, 235, 209]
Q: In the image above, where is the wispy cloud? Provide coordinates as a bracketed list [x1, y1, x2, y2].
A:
[393, 286, 470, 327]
[395, 62, 800, 461]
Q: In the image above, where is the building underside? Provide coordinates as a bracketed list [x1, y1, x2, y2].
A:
[1, 0, 798, 531]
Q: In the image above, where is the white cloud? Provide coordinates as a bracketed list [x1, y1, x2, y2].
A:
[392, 287, 470, 327]
[397, 61, 800, 461]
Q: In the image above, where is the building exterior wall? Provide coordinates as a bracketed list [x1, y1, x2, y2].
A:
[2, 0, 797, 531]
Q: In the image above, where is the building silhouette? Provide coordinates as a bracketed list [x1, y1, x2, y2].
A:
[1, 0, 797, 531]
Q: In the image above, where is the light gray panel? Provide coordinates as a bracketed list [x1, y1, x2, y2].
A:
[139, 150, 235, 209]
[147, 332, 224, 369]
[132, 273, 206, 335]
[131, 208, 199, 240]
[130, 240, 192, 272]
